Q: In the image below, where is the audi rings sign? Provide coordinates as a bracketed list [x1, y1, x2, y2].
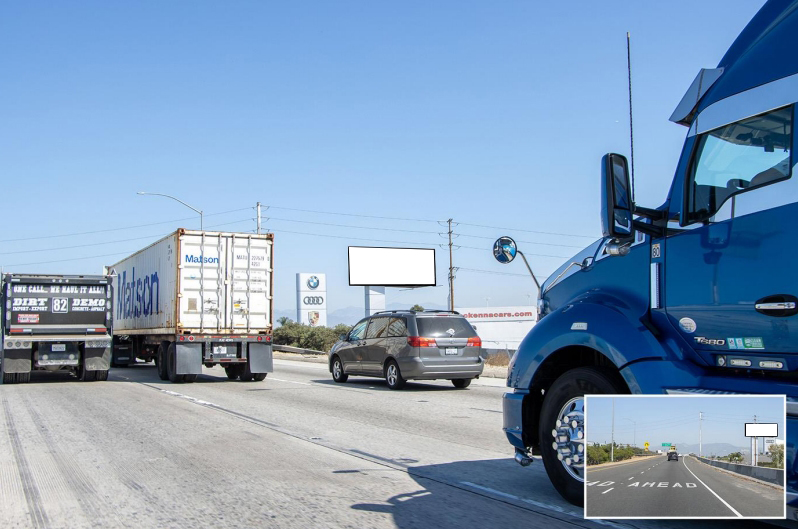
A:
[296, 273, 327, 327]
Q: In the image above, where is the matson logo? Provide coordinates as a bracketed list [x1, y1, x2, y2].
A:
[303, 296, 324, 305]
[185, 254, 219, 264]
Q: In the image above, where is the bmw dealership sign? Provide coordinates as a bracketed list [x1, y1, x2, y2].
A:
[296, 273, 327, 327]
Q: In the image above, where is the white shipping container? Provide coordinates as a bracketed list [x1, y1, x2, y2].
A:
[108, 230, 273, 335]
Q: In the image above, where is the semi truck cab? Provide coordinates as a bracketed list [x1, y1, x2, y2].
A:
[499, 0, 798, 516]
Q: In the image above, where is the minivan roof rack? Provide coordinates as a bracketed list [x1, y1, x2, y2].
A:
[371, 309, 461, 315]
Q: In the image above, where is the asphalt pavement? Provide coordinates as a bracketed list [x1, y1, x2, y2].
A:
[585, 455, 784, 518]
[0, 358, 787, 529]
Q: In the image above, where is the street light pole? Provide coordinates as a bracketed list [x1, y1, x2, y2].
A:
[137, 192, 204, 230]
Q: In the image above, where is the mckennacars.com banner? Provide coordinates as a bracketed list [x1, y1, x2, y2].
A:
[457, 307, 536, 322]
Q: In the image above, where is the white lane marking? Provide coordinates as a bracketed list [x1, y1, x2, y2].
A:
[628, 477, 633, 480]
[268, 377, 313, 386]
[602, 488, 614, 494]
[682, 457, 742, 518]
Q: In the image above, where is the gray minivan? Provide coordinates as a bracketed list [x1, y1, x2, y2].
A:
[328, 310, 484, 389]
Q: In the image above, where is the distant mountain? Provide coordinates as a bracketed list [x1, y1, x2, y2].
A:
[275, 302, 447, 328]
[663, 442, 747, 457]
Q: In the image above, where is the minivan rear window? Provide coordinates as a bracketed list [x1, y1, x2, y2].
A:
[415, 317, 476, 338]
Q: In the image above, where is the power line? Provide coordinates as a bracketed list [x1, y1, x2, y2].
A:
[262, 204, 439, 223]
[0, 207, 252, 243]
[456, 233, 585, 249]
[262, 216, 440, 235]
[456, 221, 597, 239]
[458, 267, 548, 278]
[265, 228, 438, 247]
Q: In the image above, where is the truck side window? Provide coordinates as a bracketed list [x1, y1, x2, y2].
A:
[349, 319, 369, 341]
[686, 105, 793, 224]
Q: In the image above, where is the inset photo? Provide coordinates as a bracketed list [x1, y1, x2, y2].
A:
[584, 395, 786, 520]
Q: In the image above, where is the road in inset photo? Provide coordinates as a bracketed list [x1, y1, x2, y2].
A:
[584, 395, 785, 519]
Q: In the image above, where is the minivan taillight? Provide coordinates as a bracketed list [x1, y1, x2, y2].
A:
[407, 336, 437, 347]
[467, 336, 481, 347]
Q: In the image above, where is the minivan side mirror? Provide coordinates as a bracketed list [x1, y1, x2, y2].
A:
[601, 153, 634, 240]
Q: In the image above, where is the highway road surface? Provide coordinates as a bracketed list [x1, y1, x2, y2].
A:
[585, 455, 784, 519]
[0, 357, 786, 529]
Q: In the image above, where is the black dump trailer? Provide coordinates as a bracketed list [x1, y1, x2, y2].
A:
[1, 274, 113, 384]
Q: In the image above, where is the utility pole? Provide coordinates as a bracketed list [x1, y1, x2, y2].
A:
[699, 411, 703, 458]
[611, 398, 615, 463]
[256, 202, 262, 235]
[447, 218, 454, 311]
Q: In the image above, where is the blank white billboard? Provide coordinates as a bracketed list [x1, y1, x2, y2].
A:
[348, 246, 436, 287]
[745, 423, 778, 437]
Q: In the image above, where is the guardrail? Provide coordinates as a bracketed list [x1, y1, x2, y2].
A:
[273, 344, 327, 355]
[695, 456, 784, 486]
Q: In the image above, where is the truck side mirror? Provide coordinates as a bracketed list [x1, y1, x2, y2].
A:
[601, 153, 634, 239]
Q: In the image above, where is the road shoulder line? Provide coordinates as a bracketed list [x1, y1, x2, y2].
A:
[682, 456, 742, 518]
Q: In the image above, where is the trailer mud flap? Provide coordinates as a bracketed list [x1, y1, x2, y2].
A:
[176, 343, 203, 375]
[2, 349, 32, 374]
[248, 343, 273, 373]
[84, 345, 111, 371]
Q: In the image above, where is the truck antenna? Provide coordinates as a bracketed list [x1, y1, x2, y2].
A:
[627, 32, 636, 203]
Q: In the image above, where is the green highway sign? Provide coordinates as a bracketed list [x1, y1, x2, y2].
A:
[661, 443, 671, 446]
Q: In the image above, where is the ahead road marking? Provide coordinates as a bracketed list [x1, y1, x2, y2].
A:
[682, 457, 742, 518]
[601, 488, 614, 494]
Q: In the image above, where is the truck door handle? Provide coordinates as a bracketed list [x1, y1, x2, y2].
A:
[755, 295, 798, 317]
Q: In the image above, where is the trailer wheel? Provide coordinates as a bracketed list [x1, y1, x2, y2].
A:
[253, 373, 267, 381]
[78, 364, 95, 382]
[224, 366, 241, 380]
[95, 370, 109, 381]
[17, 372, 30, 383]
[156, 343, 169, 381]
[538, 367, 625, 507]
[2, 372, 14, 384]
[183, 374, 198, 383]
[166, 344, 184, 383]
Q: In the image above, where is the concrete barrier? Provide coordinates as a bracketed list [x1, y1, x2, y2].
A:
[695, 456, 784, 486]
[273, 344, 326, 355]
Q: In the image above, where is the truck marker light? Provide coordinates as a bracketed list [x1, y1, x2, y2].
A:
[729, 358, 751, 367]
[759, 361, 783, 369]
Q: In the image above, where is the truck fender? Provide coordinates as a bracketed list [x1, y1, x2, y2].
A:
[512, 300, 667, 391]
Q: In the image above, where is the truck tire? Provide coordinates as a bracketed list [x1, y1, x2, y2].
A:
[239, 361, 254, 382]
[451, 378, 471, 389]
[166, 343, 184, 383]
[183, 374, 198, 383]
[538, 367, 625, 507]
[157, 343, 169, 381]
[224, 366, 241, 380]
[385, 360, 406, 390]
[95, 370, 109, 381]
[253, 373, 267, 381]
[16, 372, 31, 384]
[2, 372, 14, 384]
[78, 364, 95, 382]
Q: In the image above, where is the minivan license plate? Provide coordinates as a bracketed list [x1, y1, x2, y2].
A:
[445, 347, 458, 355]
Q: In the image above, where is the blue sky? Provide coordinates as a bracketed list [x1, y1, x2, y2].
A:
[586, 396, 785, 450]
[0, 1, 765, 316]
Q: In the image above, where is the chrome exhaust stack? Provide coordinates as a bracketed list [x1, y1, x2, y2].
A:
[514, 448, 533, 467]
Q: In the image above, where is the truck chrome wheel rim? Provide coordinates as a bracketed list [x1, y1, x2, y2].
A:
[333, 360, 342, 379]
[552, 396, 585, 481]
[387, 365, 397, 385]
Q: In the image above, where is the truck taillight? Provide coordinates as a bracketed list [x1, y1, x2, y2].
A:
[407, 336, 436, 347]
[467, 336, 482, 347]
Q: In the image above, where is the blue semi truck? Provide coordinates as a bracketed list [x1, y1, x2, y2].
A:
[497, 0, 797, 517]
